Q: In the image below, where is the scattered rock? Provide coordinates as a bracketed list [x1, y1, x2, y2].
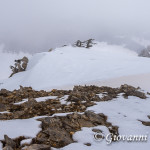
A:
[84, 143, 91, 146]
[3, 146, 13, 150]
[140, 120, 150, 126]
[33, 111, 118, 148]
[43, 127, 73, 147]
[0, 84, 148, 149]
[119, 84, 146, 99]
[24, 144, 51, 150]
[0, 85, 147, 120]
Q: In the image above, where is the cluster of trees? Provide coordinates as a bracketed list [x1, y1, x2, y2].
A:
[139, 46, 150, 57]
[74, 39, 95, 48]
[10, 56, 28, 77]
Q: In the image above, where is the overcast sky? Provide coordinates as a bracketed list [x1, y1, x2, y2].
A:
[0, 0, 150, 53]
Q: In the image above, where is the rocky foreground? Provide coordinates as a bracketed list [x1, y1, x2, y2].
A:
[0, 84, 150, 150]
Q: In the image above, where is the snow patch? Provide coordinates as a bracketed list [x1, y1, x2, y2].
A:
[0, 118, 41, 140]
[21, 138, 32, 146]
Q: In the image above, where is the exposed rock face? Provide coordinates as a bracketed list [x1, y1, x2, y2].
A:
[9, 56, 29, 77]
[139, 46, 150, 58]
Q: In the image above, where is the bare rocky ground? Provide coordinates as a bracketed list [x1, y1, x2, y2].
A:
[0, 84, 149, 150]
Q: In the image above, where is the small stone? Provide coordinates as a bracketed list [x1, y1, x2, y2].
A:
[141, 121, 150, 126]
[84, 143, 91, 146]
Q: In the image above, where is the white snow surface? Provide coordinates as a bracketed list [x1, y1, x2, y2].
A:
[21, 138, 32, 146]
[1, 42, 150, 91]
[0, 118, 41, 140]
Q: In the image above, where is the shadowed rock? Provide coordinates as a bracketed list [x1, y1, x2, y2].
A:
[4, 135, 16, 148]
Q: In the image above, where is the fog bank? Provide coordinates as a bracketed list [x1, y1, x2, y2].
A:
[0, 0, 150, 53]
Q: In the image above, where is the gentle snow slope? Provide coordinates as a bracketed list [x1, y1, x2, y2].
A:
[86, 73, 150, 92]
[1, 42, 150, 91]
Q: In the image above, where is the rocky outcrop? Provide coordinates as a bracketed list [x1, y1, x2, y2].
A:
[9, 56, 29, 77]
[1, 111, 118, 149]
[119, 84, 147, 99]
[0, 84, 148, 149]
[0, 85, 147, 120]
[33, 111, 118, 148]
[0, 86, 51, 104]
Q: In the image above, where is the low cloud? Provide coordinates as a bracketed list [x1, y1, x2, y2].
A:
[0, 0, 150, 53]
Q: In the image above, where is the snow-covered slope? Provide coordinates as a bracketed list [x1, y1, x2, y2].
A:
[1, 42, 150, 91]
[0, 42, 150, 150]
